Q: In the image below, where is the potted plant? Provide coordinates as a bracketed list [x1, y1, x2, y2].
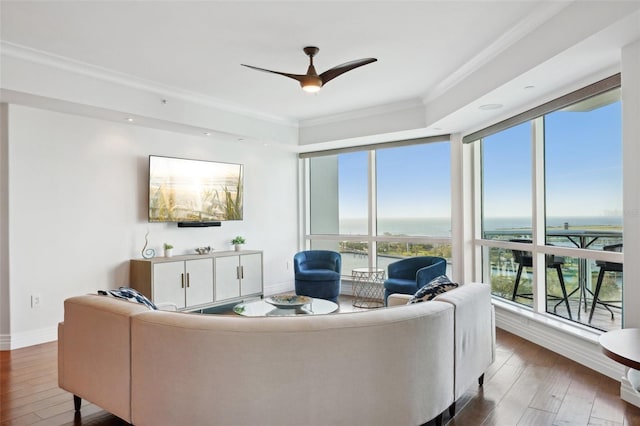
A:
[163, 243, 174, 257]
[231, 236, 246, 251]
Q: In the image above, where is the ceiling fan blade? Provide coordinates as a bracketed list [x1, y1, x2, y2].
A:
[241, 64, 306, 83]
[319, 58, 377, 85]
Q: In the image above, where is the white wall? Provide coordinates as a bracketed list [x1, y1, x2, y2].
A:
[0, 104, 9, 341]
[3, 104, 299, 348]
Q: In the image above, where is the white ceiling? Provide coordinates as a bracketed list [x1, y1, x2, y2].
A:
[1, 1, 639, 143]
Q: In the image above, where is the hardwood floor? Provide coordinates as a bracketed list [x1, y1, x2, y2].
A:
[2, 297, 640, 425]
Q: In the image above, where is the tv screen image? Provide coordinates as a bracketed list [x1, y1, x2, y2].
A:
[148, 155, 243, 223]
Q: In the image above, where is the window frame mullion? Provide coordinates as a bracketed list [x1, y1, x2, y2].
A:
[532, 116, 546, 313]
[368, 151, 377, 268]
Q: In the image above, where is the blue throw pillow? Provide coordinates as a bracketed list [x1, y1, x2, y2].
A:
[409, 275, 458, 303]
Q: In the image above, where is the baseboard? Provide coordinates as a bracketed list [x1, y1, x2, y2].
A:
[494, 303, 624, 381]
[0, 334, 11, 351]
[1, 325, 58, 350]
[621, 377, 640, 408]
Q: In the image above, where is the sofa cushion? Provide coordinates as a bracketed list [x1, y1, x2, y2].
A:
[409, 275, 458, 303]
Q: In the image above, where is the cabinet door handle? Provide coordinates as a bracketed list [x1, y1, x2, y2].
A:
[186, 273, 190, 288]
[181, 273, 185, 288]
[236, 266, 240, 279]
[241, 266, 244, 279]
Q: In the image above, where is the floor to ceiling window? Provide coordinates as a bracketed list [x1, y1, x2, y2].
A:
[482, 122, 533, 308]
[543, 89, 623, 327]
[304, 138, 452, 279]
[471, 75, 623, 332]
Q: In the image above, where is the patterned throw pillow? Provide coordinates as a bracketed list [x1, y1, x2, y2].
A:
[98, 287, 158, 310]
[408, 275, 459, 303]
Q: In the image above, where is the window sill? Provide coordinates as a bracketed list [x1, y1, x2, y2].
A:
[492, 297, 603, 344]
[492, 297, 625, 380]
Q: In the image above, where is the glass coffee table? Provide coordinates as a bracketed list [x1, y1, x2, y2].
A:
[234, 297, 338, 317]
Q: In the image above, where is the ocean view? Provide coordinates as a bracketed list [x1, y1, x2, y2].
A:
[483, 216, 623, 231]
[335, 216, 623, 273]
[338, 216, 623, 238]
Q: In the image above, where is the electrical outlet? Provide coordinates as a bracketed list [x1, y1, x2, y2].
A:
[31, 294, 41, 308]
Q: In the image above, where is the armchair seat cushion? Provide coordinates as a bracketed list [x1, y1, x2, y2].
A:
[383, 278, 418, 295]
[295, 270, 340, 281]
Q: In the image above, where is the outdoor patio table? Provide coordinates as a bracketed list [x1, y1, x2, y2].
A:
[547, 230, 622, 319]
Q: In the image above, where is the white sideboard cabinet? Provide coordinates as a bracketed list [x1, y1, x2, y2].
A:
[214, 252, 263, 302]
[130, 250, 263, 311]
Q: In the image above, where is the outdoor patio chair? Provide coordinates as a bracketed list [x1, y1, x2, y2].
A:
[509, 239, 572, 320]
[589, 243, 623, 324]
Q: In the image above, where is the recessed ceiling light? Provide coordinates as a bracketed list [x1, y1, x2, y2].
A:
[126, 117, 134, 122]
[237, 137, 245, 142]
[203, 132, 211, 136]
[478, 104, 503, 111]
[524, 85, 535, 90]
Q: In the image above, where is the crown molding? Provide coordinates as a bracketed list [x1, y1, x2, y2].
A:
[423, 1, 571, 104]
[0, 41, 297, 128]
[298, 97, 425, 128]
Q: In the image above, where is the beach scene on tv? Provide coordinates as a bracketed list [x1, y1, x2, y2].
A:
[149, 156, 243, 222]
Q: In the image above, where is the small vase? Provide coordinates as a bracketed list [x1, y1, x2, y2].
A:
[165, 248, 173, 258]
[234, 244, 241, 252]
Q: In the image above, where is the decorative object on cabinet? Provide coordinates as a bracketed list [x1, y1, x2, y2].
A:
[195, 246, 213, 255]
[231, 235, 246, 251]
[141, 231, 155, 259]
[163, 243, 174, 258]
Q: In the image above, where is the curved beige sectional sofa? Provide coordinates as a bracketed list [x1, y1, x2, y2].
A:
[58, 283, 494, 426]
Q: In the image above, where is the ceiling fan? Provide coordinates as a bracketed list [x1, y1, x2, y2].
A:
[241, 46, 377, 93]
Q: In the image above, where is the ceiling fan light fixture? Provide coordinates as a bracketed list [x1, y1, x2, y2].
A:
[302, 84, 322, 93]
[301, 81, 322, 93]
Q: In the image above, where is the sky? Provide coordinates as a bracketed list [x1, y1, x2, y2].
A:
[484, 100, 622, 218]
[338, 142, 451, 219]
[334, 96, 621, 225]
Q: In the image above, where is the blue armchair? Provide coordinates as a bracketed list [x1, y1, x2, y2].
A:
[294, 250, 342, 303]
[383, 256, 447, 304]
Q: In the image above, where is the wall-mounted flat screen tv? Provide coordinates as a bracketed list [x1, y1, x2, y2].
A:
[148, 155, 243, 223]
